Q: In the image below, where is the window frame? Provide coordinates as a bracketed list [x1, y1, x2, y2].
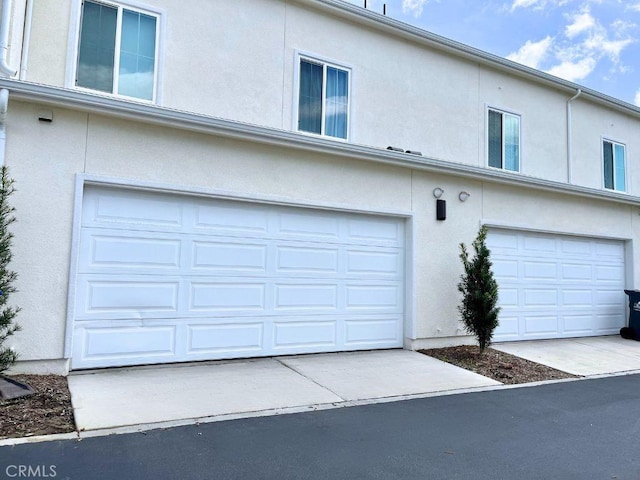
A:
[602, 137, 627, 192]
[486, 106, 522, 173]
[67, 0, 165, 104]
[293, 51, 352, 141]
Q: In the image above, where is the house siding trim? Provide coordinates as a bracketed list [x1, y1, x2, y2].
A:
[79, 173, 415, 217]
[3, 79, 640, 208]
[481, 219, 634, 243]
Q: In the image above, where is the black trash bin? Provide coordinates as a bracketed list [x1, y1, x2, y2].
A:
[624, 290, 640, 331]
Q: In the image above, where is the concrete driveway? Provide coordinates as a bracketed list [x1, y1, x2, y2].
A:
[67, 335, 640, 434]
[68, 350, 500, 432]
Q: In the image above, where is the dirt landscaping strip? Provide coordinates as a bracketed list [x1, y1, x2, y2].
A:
[421, 345, 578, 384]
[0, 375, 76, 440]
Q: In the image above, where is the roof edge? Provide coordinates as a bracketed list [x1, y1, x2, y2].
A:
[301, 0, 640, 117]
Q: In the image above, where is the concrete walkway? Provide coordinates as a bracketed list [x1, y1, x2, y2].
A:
[493, 335, 640, 376]
[67, 336, 640, 434]
[68, 350, 500, 432]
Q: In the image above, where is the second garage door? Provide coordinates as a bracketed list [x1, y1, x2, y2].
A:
[488, 229, 626, 341]
[71, 187, 405, 369]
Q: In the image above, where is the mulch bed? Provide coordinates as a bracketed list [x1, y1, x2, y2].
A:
[0, 374, 76, 440]
[421, 345, 578, 384]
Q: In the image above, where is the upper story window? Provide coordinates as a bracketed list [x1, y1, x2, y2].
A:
[297, 56, 350, 140]
[488, 108, 520, 172]
[76, 0, 159, 101]
[603, 139, 626, 192]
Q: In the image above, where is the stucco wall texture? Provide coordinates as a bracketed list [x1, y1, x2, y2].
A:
[2, 0, 640, 372]
[5, 102, 638, 372]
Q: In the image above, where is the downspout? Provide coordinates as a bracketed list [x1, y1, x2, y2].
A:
[566, 88, 582, 184]
[0, 0, 16, 77]
[0, 0, 17, 167]
[18, 0, 32, 80]
[0, 88, 7, 167]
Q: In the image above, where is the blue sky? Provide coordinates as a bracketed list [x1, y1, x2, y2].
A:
[344, 0, 640, 106]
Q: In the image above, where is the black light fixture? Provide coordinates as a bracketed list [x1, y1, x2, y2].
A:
[386, 146, 404, 152]
[406, 150, 422, 156]
[436, 199, 446, 221]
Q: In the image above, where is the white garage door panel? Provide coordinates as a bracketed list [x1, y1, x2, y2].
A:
[489, 230, 626, 341]
[76, 276, 402, 318]
[84, 189, 403, 244]
[82, 326, 177, 358]
[188, 322, 264, 353]
[84, 190, 184, 229]
[73, 313, 404, 364]
[80, 231, 402, 278]
[563, 315, 593, 334]
[72, 187, 405, 368]
[345, 318, 400, 344]
[273, 321, 336, 347]
[88, 234, 182, 269]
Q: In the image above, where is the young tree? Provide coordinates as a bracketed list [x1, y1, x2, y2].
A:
[458, 225, 500, 354]
[0, 166, 20, 373]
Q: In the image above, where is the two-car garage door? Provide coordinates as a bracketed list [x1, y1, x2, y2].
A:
[71, 187, 405, 369]
[488, 229, 626, 341]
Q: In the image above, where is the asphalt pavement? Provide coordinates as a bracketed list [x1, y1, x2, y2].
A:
[2, 374, 640, 479]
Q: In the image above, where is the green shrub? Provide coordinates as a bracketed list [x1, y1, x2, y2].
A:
[0, 166, 20, 373]
[458, 225, 500, 354]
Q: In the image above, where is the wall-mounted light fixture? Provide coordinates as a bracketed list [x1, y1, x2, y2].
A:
[406, 150, 422, 156]
[458, 191, 471, 202]
[436, 199, 446, 221]
[432, 187, 444, 199]
[387, 146, 404, 152]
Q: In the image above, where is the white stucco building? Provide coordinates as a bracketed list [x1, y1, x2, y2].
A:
[1, 0, 639, 374]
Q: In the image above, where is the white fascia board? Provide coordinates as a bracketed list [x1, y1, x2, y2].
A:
[2, 78, 640, 208]
[303, 0, 640, 118]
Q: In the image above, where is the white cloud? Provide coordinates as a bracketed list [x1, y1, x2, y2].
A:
[546, 57, 597, 81]
[635, 88, 640, 107]
[577, 20, 635, 70]
[536, 4, 636, 84]
[565, 11, 595, 38]
[628, 3, 640, 12]
[588, 37, 634, 60]
[511, 0, 541, 9]
[610, 19, 636, 36]
[510, 0, 571, 12]
[507, 36, 553, 68]
[402, 0, 429, 17]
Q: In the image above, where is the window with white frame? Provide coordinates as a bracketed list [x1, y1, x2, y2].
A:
[488, 108, 520, 172]
[603, 139, 626, 192]
[297, 57, 350, 140]
[76, 0, 159, 101]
